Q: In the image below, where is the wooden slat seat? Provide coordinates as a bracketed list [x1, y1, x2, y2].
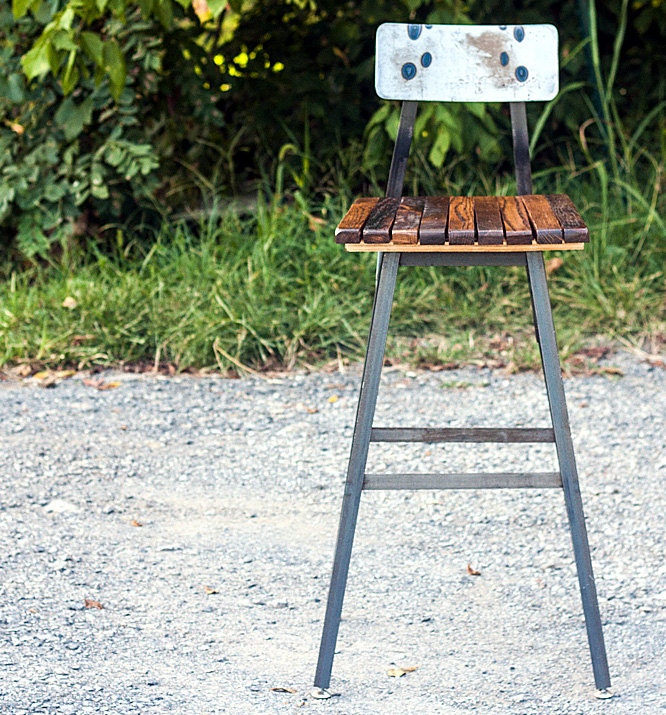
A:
[336, 194, 588, 251]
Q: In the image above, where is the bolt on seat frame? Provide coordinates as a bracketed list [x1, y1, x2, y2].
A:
[312, 23, 611, 699]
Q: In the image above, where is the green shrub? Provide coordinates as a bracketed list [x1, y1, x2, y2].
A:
[0, 0, 230, 261]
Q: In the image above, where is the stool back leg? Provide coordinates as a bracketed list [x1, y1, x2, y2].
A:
[526, 253, 611, 691]
[314, 252, 401, 690]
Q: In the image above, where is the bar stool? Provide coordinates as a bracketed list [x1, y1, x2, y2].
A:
[312, 23, 612, 700]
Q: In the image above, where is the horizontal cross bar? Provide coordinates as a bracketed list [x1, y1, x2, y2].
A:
[370, 427, 555, 443]
[363, 472, 563, 490]
[399, 252, 528, 266]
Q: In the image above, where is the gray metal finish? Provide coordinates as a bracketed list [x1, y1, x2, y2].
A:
[510, 102, 533, 195]
[363, 472, 562, 490]
[400, 252, 527, 267]
[313, 253, 400, 690]
[526, 252, 611, 690]
[371, 427, 555, 443]
[375, 101, 417, 287]
[386, 101, 418, 199]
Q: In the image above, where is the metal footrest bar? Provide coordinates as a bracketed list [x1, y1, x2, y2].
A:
[370, 427, 555, 443]
[363, 471, 562, 490]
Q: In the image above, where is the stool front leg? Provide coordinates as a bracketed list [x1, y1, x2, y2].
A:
[526, 253, 612, 694]
[313, 252, 400, 694]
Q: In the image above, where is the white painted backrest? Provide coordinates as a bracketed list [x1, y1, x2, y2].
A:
[375, 23, 559, 103]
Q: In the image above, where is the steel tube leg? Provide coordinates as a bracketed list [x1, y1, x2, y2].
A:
[526, 253, 611, 692]
[313, 253, 400, 692]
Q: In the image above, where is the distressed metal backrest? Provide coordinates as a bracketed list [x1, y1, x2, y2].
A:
[375, 23, 559, 103]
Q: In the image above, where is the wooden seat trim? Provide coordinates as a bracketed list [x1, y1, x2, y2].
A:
[336, 194, 588, 252]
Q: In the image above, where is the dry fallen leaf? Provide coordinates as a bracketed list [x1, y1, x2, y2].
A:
[467, 564, 482, 576]
[62, 296, 78, 309]
[83, 378, 121, 391]
[270, 687, 298, 694]
[597, 366, 624, 377]
[98, 380, 121, 391]
[15, 364, 33, 377]
[327, 395, 339, 403]
[130, 520, 143, 527]
[387, 666, 419, 678]
[84, 599, 104, 610]
[545, 257, 564, 275]
[204, 586, 219, 595]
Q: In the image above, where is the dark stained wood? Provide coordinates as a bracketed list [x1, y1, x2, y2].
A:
[335, 197, 379, 244]
[448, 196, 476, 245]
[420, 196, 450, 245]
[499, 196, 534, 244]
[546, 194, 589, 243]
[521, 194, 564, 244]
[362, 197, 400, 243]
[392, 197, 425, 244]
[474, 196, 504, 245]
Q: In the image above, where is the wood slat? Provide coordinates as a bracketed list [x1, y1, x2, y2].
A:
[499, 196, 534, 244]
[362, 197, 400, 243]
[363, 472, 563, 490]
[335, 197, 379, 244]
[521, 194, 563, 244]
[546, 194, 589, 243]
[474, 196, 504, 245]
[345, 241, 584, 253]
[420, 196, 450, 244]
[448, 196, 476, 245]
[391, 197, 425, 244]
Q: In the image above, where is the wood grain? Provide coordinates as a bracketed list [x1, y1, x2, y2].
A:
[474, 196, 504, 245]
[392, 197, 425, 244]
[344, 241, 584, 253]
[420, 196, 450, 244]
[448, 196, 476, 245]
[499, 196, 533, 244]
[521, 194, 563, 244]
[362, 197, 400, 243]
[546, 194, 589, 243]
[335, 197, 379, 244]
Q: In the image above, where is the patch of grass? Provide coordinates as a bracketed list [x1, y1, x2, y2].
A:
[0, 178, 663, 373]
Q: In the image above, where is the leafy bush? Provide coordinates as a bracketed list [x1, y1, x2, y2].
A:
[2, 0, 664, 263]
[0, 0, 230, 260]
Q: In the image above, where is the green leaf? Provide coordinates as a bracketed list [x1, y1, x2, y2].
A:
[80, 31, 104, 67]
[154, 0, 173, 28]
[103, 40, 126, 101]
[7, 73, 26, 103]
[207, 0, 228, 18]
[104, 144, 125, 166]
[12, 0, 37, 19]
[61, 56, 80, 96]
[0, 184, 16, 223]
[428, 127, 450, 168]
[21, 40, 55, 80]
[52, 29, 78, 52]
[137, 0, 153, 18]
[55, 96, 94, 141]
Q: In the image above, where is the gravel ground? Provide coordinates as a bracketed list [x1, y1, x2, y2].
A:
[0, 352, 664, 714]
